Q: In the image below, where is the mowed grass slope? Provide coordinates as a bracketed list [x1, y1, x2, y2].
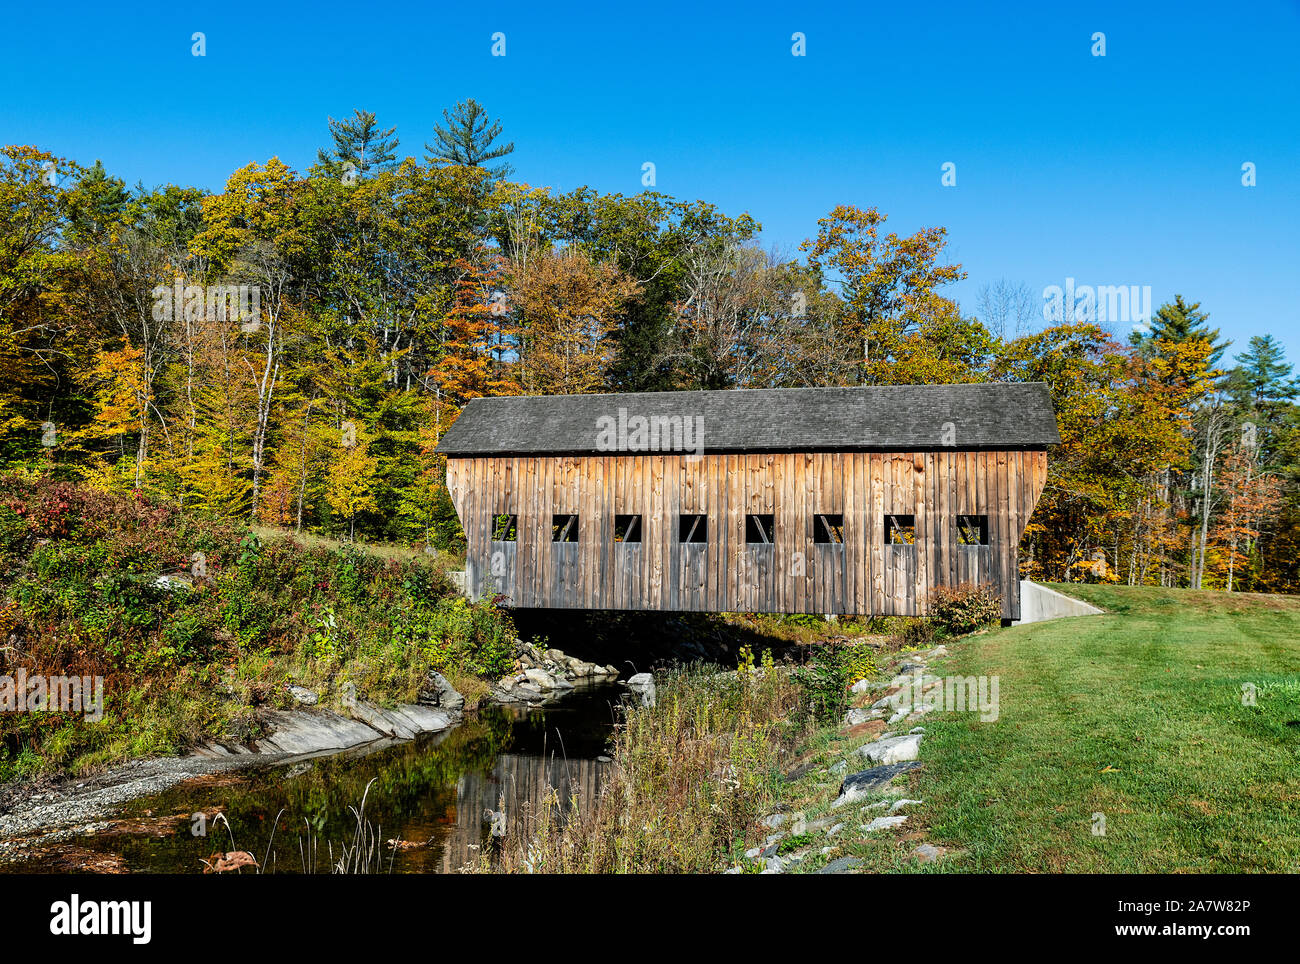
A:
[911, 585, 1300, 872]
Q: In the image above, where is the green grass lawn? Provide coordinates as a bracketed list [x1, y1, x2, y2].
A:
[886, 584, 1300, 872]
[781, 585, 1300, 873]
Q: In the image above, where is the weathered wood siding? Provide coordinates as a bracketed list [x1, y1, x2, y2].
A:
[446, 449, 1049, 619]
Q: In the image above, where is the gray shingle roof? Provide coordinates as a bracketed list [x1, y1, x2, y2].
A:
[435, 382, 1060, 456]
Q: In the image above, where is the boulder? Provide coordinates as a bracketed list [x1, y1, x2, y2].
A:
[870, 692, 900, 711]
[523, 668, 559, 689]
[417, 671, 464, 713]
[845, 706, 884, 726]
[860, 733, 922, 765]
[626, 672, 656, 707]
[286, 685, 318, 706]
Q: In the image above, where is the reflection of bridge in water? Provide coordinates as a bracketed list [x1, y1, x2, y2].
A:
[428, 753, 608, 873]
[368, 688, 620, 874]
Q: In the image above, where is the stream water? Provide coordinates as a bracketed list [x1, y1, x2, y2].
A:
[7, 682, 623, 874]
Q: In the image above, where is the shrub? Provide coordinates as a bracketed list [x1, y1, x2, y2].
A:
[928, 584, 1002, 636]
[793, 640, 876, 722]
[898, 617, 936, 648]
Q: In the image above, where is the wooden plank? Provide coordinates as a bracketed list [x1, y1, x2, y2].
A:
[996, 449, 1010, 617]
[913, 452, 927, 616]
[1007, 449, 1021, 619]
[729, 453, 742, 612]
[668, 455, 681, 611]
[706, 452, 718, 611]
[853, 452, 866, 615]
[462, 459, 476, 598]
[974, 451, 986, 590]
[870, 454, 883, 615]
[771, 453, 782, 613]
[602, 455, 614, 608]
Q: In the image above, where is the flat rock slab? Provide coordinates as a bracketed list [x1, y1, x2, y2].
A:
[248, 703, 455, 756]
[833, 761, 923, 808]
[911, 843, 947, 863]
[863, 815, 908, 833]
[816, 856, 862, 874]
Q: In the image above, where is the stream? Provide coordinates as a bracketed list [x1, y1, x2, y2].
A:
[4, 682, 623, 874]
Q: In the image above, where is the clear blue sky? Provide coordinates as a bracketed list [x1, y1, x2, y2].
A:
[4, 0, 1297, 367]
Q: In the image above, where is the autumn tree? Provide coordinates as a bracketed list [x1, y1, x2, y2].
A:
[427, 256, 517, 402]
[326, 423, 379, 541]
[800, 205, 966, 384]
[513, 248, 639, 394]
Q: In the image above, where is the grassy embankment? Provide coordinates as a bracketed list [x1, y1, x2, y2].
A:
[0, 474, 511, 782]
[774, 583, 1300, 873]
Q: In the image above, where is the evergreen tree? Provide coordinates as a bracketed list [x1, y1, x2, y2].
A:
[423, 99, 514, 177]
[316, 109, 400, 178]
[1228, 334, 1297, 410]
[1132, 295, 1228, 368]
[64, 160, 129, 241]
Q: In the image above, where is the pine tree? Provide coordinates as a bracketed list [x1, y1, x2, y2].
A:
[317, 109, 400, 178]
[1229, 335, 1297, 411]
[1131, 295, 1228, 369]
[423, 99, 514, 178]
[64, 160, 129, 242]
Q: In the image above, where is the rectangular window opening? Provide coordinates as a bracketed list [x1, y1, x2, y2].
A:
[491, 513, 518, 542]
[614, 514, 642, 543]
[551, 513, 579, 543]
[885, 514, 916, 545]
[957, 514, 988, 546]
[745, 513, 775, 545]
[814, 513, 845, 544]
[679, 514, 707, 543]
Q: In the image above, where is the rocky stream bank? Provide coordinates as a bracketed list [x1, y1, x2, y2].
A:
[0, 637, 646, 858]
[725, 642, 956, 875]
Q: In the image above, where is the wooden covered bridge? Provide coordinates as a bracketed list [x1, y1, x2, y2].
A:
[437, 383, 1059, 620]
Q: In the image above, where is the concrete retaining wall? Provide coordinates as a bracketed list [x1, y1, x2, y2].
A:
[1013, 580, 1104, 625]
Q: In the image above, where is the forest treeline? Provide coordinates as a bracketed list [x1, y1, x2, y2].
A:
[2, 104, 1297, 591]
